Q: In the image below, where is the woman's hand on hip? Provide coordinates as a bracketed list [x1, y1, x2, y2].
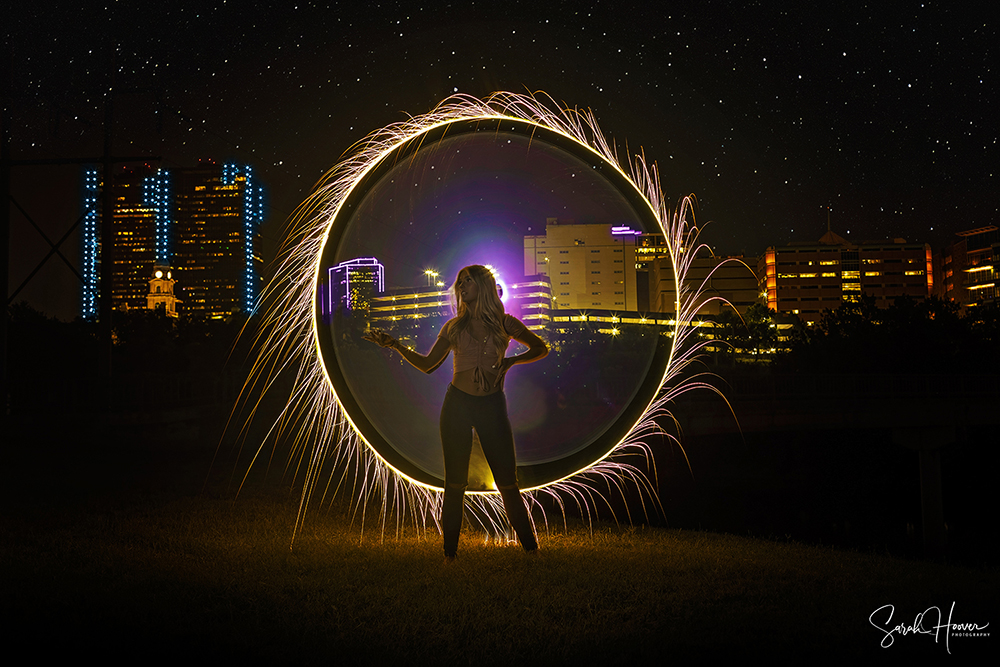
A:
[494, 357, 516, 386]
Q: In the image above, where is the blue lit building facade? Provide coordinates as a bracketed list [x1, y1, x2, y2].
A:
[81, 165, 172, 318]
[81, 168, 101, 318]
[146, 169, 173, 266]
[221, 162, 266, 314]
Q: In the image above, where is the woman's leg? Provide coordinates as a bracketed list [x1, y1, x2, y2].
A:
[475, 393, 538, 552]
[440, 386, 473, 558]
[497, 484, 538, 552]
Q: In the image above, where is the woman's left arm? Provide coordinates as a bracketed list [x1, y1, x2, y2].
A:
[494, 318, 548, 386]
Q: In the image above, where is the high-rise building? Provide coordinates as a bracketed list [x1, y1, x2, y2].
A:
[524, 219, 640, 311]
[173, 161, 265, 319]
[82, 160, 265, 320]
[319, 257, 386, 323]
[81, 164, 171, 317]
[758, 231, 932, 324]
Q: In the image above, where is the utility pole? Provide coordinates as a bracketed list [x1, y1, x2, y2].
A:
[1, 47, 11, 420]
[99, 85, 115, 393]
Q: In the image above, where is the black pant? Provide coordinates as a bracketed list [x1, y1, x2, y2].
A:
[439, 384, 537, 557]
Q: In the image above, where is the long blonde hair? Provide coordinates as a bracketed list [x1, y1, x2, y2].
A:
[449, 265, 508, 367]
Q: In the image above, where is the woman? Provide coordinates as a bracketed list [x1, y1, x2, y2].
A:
[364, 265, 548, 559]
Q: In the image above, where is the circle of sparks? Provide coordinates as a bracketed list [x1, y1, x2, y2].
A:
[239, 92, 714, 543]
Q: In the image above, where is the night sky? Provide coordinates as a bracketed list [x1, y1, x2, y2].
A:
[6, 0, 995, 320]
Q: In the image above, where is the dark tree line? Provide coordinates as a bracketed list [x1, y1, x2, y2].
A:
[713, 303, 779, 359]
[5, 302, 255, 412]
[780, 295, 999, 375]
[708, 295, 999, 375]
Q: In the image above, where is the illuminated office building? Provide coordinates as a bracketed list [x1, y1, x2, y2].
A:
[507, 276, 552, 330]
[172, 161, 265, 318]
[524, 219, 640, 311]
[82, 160, 264, 320]
[81, 164, 171, 317]
[368, 285, 450, 324]
[367, 284, 451, 351]
[366, 272, 550, 350]
[758, 231, 932, 324]
[935, 226, 998, 309]
[319, 257, 386, 322]
[368, 272, 552, 333]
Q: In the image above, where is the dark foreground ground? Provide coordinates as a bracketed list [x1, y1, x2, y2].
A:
[1, 415, 996, 663]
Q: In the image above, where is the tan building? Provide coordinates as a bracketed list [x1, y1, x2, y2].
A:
[524, 219, 639, 311]
[759, 231, 932, 324]
[649, 251, 760, 316]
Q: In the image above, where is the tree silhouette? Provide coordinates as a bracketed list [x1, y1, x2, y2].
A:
[784, 294, 997, 375]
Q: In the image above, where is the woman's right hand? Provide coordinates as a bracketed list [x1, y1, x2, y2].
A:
[363, 328, 398, 349]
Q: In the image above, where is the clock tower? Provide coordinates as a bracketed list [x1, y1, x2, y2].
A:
[146, 264, 181, 317]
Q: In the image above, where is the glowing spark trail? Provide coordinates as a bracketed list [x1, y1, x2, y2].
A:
[234, 92, 723, 545]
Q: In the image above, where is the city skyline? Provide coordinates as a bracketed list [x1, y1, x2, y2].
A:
[324, 213, 956, 330]
[6, 2, 993, 321]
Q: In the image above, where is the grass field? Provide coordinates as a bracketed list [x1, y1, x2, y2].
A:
[2, 420, 996, 662]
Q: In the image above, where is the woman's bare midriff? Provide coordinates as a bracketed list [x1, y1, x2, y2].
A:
[452, 367, 502, 396]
